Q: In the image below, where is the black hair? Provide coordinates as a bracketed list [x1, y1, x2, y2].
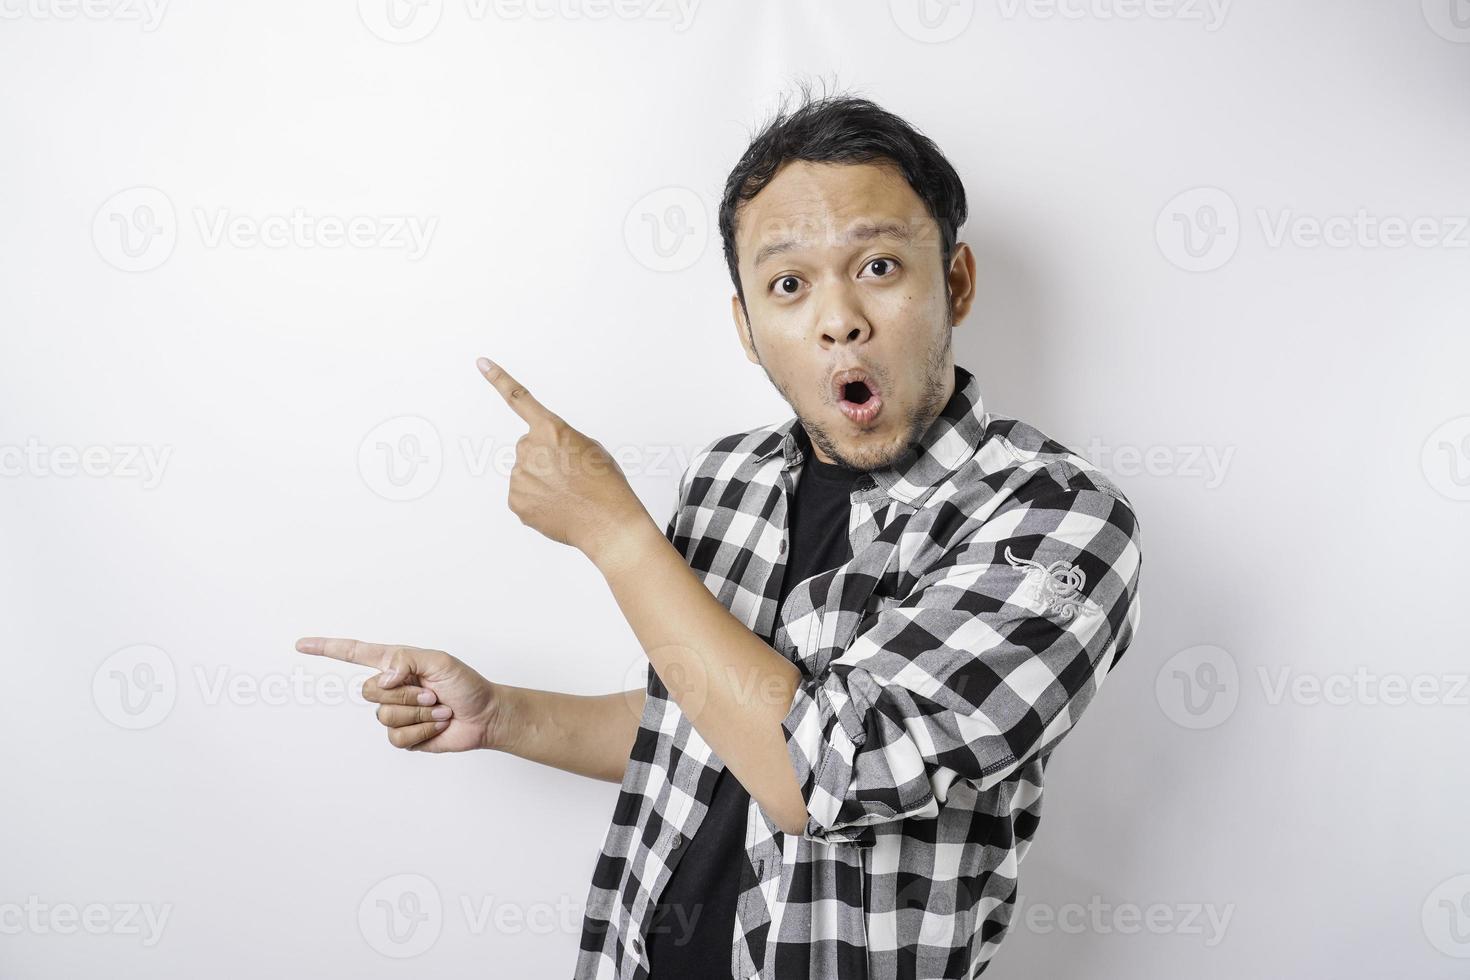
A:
[718, 79, 969, 318]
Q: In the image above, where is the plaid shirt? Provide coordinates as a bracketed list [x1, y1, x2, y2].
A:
[575, 363, 1143, 980]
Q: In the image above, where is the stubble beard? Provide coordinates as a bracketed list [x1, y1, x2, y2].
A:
[754, 319, 954, 475]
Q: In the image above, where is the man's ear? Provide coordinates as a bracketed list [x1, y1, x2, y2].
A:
[731, 293, 759, 364]
[946, 241, 977, 328]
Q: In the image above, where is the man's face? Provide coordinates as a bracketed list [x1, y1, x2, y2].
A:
[730, 159, 975, 472]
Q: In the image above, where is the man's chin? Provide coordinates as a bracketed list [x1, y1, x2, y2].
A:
[805, 422, 908, 473]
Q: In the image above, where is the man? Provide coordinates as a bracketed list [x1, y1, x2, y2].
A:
[297, 91, 1143, 979]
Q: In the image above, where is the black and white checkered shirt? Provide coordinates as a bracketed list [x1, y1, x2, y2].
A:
[575, 363, 1143, 980]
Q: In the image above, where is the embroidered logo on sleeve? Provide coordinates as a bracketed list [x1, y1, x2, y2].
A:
[1004, 546, 1101, 623]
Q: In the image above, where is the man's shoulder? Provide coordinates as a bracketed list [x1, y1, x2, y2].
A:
[681, 419, 789, 486]
[909, 414, 1143, 604]
[974, 413, 1133, 511]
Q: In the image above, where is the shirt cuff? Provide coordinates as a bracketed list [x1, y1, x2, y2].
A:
[779, 664, 930, 844]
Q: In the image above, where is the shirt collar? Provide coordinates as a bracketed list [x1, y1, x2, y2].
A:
[752, 363, 987, 506]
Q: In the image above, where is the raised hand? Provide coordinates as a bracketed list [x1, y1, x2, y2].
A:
[475, 356, 650, 564]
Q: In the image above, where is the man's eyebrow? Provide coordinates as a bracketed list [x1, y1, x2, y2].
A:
[752, 220, 916, 269]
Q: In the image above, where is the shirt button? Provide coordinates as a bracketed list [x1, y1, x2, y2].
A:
[670, 833, 684, 851]
[778, 540, 787, 555]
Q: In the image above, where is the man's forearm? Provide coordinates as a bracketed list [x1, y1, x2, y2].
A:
[490, 684, 646, 783]
[590, 513, 811, 836]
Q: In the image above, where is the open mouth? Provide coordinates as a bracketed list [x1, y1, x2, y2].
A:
[831, 367, 884, 426]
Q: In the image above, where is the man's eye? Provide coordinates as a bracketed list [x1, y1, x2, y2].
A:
[864, 257, 898, 278]
[772, 275, 801, 295]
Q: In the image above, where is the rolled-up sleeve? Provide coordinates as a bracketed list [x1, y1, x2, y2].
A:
[780, 481, 1143, 843]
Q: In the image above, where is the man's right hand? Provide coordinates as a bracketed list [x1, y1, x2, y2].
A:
[295, 637, 509, 754]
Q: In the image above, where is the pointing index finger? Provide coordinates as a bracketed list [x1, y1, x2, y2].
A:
[476, 357, 558, 426]
[295, 636, 392, 670]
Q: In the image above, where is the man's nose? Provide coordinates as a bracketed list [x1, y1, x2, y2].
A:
[816, 287, 871, 348]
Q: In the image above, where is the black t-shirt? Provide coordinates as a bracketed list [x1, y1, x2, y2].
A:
[645, 424, 865, 978]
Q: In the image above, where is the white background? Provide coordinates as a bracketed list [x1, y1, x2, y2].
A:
[2, 1, 1468, 977]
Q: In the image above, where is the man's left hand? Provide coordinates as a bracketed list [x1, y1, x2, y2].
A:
[477, 356, 649, 562]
